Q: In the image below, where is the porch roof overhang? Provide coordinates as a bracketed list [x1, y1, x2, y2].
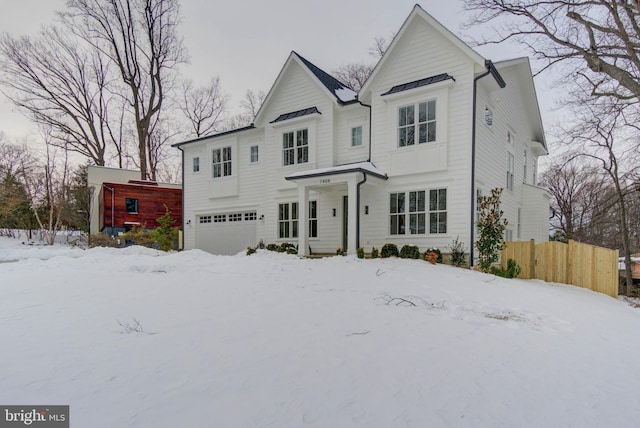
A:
[284, 161, 388, 182]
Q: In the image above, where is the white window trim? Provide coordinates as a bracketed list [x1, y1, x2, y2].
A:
[351, 125, 363, 147]
[387, 188, 447, 237]
[386, 86, 450, 150]
[193, 156, 200, 174]
[250, 145, 259, 164]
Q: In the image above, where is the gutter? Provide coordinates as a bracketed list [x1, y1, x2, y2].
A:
[358, 100, 373, 162]
[470, 60, 506, 268]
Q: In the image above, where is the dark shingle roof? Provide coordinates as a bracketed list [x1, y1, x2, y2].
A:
[381, 73, 455, 96]
[171, 125, 256, 148]
[270, 106, 321, 124]
[294, 52, 357, 104]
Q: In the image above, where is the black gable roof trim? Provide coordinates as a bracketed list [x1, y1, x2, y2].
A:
[171, 125, 256, 148]
[270, 106, 321, 124]
[381, 73, 455, 96]
[294, 52, 357, 105]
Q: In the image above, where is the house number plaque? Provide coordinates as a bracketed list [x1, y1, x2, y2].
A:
[320, 178, 331, 184]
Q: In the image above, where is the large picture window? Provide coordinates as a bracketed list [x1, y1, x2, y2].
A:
[283, 129, 308, 165]
[212, 147, 232, 178]
[398, 100, 436, 147]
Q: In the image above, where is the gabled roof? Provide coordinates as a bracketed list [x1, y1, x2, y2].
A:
[254, 51, 357, 125]
[494, 57, 547, 151]
[360, 4, 488, 98]
[381, 73, 455, 96]
[172, 125, 256, 148]
[295, 53, 357, 103]
[270, 106, 321, 124]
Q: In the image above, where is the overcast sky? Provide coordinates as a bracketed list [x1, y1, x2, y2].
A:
[0, 0, 553, 143]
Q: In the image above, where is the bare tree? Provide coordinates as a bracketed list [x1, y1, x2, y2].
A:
[0, 26, 121, 166]
[332, 63, 373, 92]
[332, 34, 392, 92]
[540, 158, 608, 242]
[563, 99, 640, 294]
[18, 129, 71, 245]
[225, 89, 265, 130]
[464, 0, 640, 102]
[180, 77, 227, 138]
[63, 0, 187, 180]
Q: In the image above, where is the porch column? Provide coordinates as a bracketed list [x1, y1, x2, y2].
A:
[297, 185, 309, 256]
[347, 177, 358, 255]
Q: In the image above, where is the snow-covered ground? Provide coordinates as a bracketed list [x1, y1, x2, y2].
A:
[1, 236, 640, 427]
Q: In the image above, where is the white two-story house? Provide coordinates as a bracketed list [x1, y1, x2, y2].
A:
[173, 5, 549, 262]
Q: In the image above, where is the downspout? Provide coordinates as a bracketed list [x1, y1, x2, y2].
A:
[358, 101, 373, 162]
[356, 172, 367, 250]
[470, 64, 493, 269]
[103, 185, 115, 237]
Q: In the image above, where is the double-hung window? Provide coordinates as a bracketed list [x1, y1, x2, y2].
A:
[429, 189, 447, 234]
[212, 147, 232, 178]
[309, 201, 318, 238]
[409, 191, 426, 234]
[398, 100, 436, 147]
[390, 193, 406, 235]
[278, 202, 298, 239]
[351, 126, 363, 147]
[283, 129, 308, 165]
[250, 146, 259, 163]
[193, 157, 200, 173]
[278, 201, 317, 239]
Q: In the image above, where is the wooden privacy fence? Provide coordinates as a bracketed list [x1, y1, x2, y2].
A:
[502, 240, 618, 298]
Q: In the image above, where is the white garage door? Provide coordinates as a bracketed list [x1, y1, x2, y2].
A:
[196, 211, 257, 255]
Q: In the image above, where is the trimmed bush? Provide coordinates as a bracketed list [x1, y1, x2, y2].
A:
[381, 243, 399, 258]
[399, 245, 420, 259]
[357, 247, 365, 259]
[336, 247, 346, 256]
[266, 243, 278, 252]
[423, 247, 442, 263]
[277, 242, 297, 254]
[246, 246, 257, 256]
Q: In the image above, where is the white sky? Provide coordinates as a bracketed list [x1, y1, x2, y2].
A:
[0, 0, 555, 143]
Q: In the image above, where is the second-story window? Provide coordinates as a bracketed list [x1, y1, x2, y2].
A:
[398, 100, 436, 147]
[351, 126, 363, 147]
[250, 145, 259, 163]
[193, 157, 200, 173]
[283, 129, 308, 166]
[212, 147, 232, 178]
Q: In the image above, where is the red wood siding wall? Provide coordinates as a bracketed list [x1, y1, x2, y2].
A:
[102, 183, 182, 230]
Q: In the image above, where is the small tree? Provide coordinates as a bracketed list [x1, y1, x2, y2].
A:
[476, 188, 508, 273]
[152, 207, 178, 251]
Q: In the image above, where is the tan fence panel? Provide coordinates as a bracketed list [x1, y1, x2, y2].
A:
[502, 240, 618, 298]
[502, 241, 535, 279]
[535, 241, 568, 284]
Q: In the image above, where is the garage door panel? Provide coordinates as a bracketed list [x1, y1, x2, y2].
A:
[196, 212, 257, 255]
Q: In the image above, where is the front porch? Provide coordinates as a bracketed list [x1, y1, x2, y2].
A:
[285, 162, 388, 256]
